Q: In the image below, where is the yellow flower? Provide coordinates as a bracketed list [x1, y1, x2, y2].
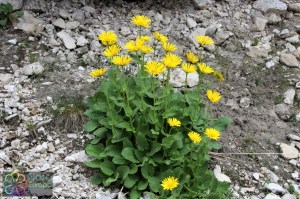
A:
[186, 51, 199, 64]
[206, 89, 221, 103]
[214, 70, 224, 82]
[161, 176, 179, 191]
[89, 68, 107, 77]
[145, 61, 165, 76]
[188, 131, 202, 143]
[196, 35, 214, 46]
[125, 37, 147, 52]
[98, 31, 118, 46]
[131, 15, 151, 28]
[125, 40, 140, 52]
[103, 45, 121, 57]
[163, 53, 182, 69]
[140, 45, 153, 54]
[182, 63, 196, 73]
[198, 63, 214, 74]
[167, 118, 181, 127]
[138, 35, 151, 42]
[204, 128, 221, 140]
[153, 32, 168, 42]
[162, 42, 177, 52]
[112, 55, 132, 66]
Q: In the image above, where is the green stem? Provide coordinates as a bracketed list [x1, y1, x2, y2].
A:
[184, 73, 188, 92]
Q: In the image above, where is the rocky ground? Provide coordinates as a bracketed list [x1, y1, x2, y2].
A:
[0, 0, 300, 198]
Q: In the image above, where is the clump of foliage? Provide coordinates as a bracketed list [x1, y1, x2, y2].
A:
[0, 3, 23, 27]
[84, 15, 231, 198]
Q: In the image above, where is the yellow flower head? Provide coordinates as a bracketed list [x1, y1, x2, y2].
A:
[138, 35, 151, 42]
[186, 51, 199, 64]
[98, 31, 118, 46]
[125, 37, 147, 52]
[112, 55, 132, 67]
[182, 63, 196, 73]
[196, 35, 214, 46]
[213, 70, 224, 82]
[140, 45, 153, 54]
[167, 118, 181, 127]
[204, 128, 221, 140]
[103, 45, 121, 57]
[153, 32, 168, 43]
[163, 53, 182, 69]
[145, 61, 165, 76]
[188, 131, 202, 143]
[161, 176, 179, 191]
[198, 63, 214, 74]
[206, 89, 221, 103]
[89, 68, 107, 77]
[131, 15, 151, 28]
[162, 42, 177, 52]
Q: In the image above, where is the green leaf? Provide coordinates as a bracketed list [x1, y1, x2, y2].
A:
[103, 172, 119, 186]
[148, 177, 161, 193]
[104, 144, 122, 157]
[208, 141, 222, 150]
[136, 132, 149, 151]
[93, 127, 107, 137]
[147, 141, 161, 156]
[99, 161, 115, 176]
[124, 174, 138, 188]
[137, 180, 148, 190]
[0, 18, 7, 26]
[116, 165, 130, 180]
[162, 135, 175, 148]
[141, 164, 154, 178]
[116, 121, 135, 132]
[90, 173, 104, 185]
[85, 144, 104, 158]
[121, 147, 140, 163]
[84, 121, 98, 132]
[130, 186, 141, 199]
[93, 102, 108, 112]
[211, 117, 232, 131]
[84, 159, 102, 168]
[129, 53, 142, 65]
[129, 164, 138, 174]
[112, 156, 127, 165]
[207, 193, 221, 199]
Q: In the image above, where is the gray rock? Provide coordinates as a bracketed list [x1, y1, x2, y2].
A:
[35, 142, 48, 153]
[240, 97, 251, 108]
[16, 11, 44, 33]
[215, 31, 232, 45]
[0, 151, 12, 165]
[120, 26, 131, 36]
[288, 3, 300, 13]
[253, 173, 260, 180]
[255, 17, 268, 31]
[7, 38, 17, 45]
[265, 183, 285, 193]
[213, 165, 231, 183]
[253, 0, 287, 13]
[76, 36, 88, 47]
[264, 193, 281, 199]
[57, 31, 76, 49]
[65, 21, 80, 30]
[283, 89, 295, 105]
[280, 143, 299, 159]
[275, 104, 291, 121]
[296, 112, 300, 122]
[64, 150, 91, 162]
[59, 9, 71, 19]
[286, 35, 299, 44]
[72, 9, 85, 22]
[0, 0, 23, 10]
[23, 62, 44, 75]
[280, 54, 300, 68]
[53, 18, 66, 29]
[90, 40, 101, 52]
[267, 14, 282, 24]
[0, 73, 13, 84]
[187, 17, 197, 28]
[282, 194, 296, 199]
[247, 46, 268, 60]
[53, 176, 63, 187]
[192, 0, 213, 9]
[266, 60, 276, 68]
[295, 47, 300, 59]
[49, 37, 60, 46]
